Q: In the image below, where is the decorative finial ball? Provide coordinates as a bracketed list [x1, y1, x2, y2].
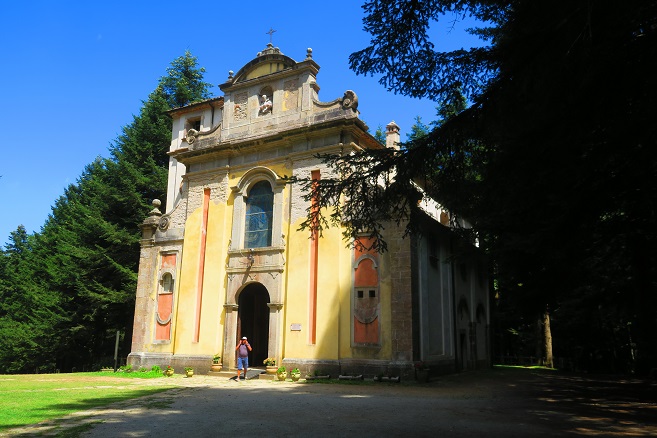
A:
[307, 48, 313, 57]
[152, 199, 161, 208]
[228, 70, 234, 77]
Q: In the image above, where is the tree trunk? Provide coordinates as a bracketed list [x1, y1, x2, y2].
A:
[543, 308, 553, 368]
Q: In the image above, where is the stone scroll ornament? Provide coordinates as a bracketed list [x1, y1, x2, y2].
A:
[186, 128, 198, 144]
[341, 90, 358, 111]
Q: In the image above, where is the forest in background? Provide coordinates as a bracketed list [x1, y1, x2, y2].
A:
[0, 52, 212, 373]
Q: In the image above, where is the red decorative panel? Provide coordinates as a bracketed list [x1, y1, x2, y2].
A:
[155, 253, 176, 342]
[354, 237, 376, 259]
[355, 258, 378, 287]
[353, 236, 380, 345]
[155, 292, 173, 341]
[161, 254, 176, 269]
[354, 316, 379, 344]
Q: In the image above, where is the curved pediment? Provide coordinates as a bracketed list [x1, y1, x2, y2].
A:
[231, 44, 297, 84]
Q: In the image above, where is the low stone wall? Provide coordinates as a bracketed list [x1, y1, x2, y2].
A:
[128, 352, 214, 374]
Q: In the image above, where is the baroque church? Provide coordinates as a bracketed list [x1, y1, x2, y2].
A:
[127, 43, 490, 378]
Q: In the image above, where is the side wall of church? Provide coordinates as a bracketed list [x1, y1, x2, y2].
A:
[414, 229, 457, 374]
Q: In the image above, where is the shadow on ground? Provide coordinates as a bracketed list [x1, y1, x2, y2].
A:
[3, 368, 656, 437]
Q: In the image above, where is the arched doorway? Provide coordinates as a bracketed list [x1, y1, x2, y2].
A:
[237, 283, 270, 367]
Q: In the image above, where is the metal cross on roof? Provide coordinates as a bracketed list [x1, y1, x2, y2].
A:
[266, 27, 277, 44]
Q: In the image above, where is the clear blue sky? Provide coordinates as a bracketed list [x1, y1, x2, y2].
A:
[0, 1, 483, 244]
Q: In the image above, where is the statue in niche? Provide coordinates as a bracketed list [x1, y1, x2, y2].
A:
[259, 94, 272, 115]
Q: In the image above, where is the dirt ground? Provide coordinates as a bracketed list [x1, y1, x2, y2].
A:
[3, 367, 656, 437]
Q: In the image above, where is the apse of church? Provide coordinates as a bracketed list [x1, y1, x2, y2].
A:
[128, 43, 491, 378]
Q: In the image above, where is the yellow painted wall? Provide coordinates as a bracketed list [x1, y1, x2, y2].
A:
[167, 162, 393, 362]
[283, 219, 350, 360]
[245, 62, 284, 80]
[172, 198, 231, 356]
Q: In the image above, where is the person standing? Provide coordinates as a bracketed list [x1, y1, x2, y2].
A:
[235, 336, 252, 380]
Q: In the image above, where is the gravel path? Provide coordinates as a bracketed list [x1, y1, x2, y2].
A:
[4, 368, 656, 437]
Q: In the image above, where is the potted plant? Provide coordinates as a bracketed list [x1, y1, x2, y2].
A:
[211, 354, 222, 372]
[263, 357, 277, 374]
[164, 365, 174, 377]
[184, 366, 194, 377]
[290, 367, 301, 382]
[276, 365, 287, 381]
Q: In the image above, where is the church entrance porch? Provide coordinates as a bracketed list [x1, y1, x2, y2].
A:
[237, 283, 270, 367]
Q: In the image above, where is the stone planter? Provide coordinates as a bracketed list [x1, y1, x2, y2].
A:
[374, 376, 400, 383]
[290, 372, 301, 382]
[211, 364, 223, 372]
[165, 369, 174, 377]
[266, 366, 278, 374]
[277, 372, 287, 381]
[185, 370, 194, 378]
[305, 375, 330, 381]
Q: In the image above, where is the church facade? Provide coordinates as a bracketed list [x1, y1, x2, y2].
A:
[127, 44, 490, 378]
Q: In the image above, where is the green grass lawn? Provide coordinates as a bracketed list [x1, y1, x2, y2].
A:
[0, 372, 174, 432]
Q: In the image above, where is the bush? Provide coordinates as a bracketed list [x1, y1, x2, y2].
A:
[151, 365, 161, 373]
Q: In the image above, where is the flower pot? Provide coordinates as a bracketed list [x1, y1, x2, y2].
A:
[185, 370, 194, 377]
[277, 372, 287, 381]
[291, 372, 301, 382]
[266, 366, 278, 374]
[165, 369, 174, 377]
[211, 364, 223, 372]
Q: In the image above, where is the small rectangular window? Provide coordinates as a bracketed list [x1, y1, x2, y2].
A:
[357, 290, 364, 298]
[369, 290, 376, 298]
[185, 117, 201, 131]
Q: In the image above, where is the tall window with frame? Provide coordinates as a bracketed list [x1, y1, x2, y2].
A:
[244, 180, 274, 248]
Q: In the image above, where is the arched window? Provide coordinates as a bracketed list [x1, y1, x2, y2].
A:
[161, 273, 173, 293]
[244, 181, 273, 248]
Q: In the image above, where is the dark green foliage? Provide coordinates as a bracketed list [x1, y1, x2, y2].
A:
[406, 116, 430, 142]
[159, 50, 213, 109]
[302, 1, 657, 373]
[0, 52, 212, 373]
[374, 125, 386, 145]
[0, 227, 62, 373]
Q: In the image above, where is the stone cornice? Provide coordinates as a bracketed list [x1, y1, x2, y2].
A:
[169, 116, 370, 165]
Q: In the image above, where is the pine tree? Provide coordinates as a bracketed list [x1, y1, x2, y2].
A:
[0, 226, 62, 372]
[406, 116, 430, 142]
[0, 52, 213, 372]
[374, 125, 386, 145]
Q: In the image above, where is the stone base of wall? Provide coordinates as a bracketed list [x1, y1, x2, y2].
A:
[128, 352, 214, 374]
[426, 359, 457, 376]
[281, 358, 418, 380]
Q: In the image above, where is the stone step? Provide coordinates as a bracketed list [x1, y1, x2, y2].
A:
[208, 367, 272, 380]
